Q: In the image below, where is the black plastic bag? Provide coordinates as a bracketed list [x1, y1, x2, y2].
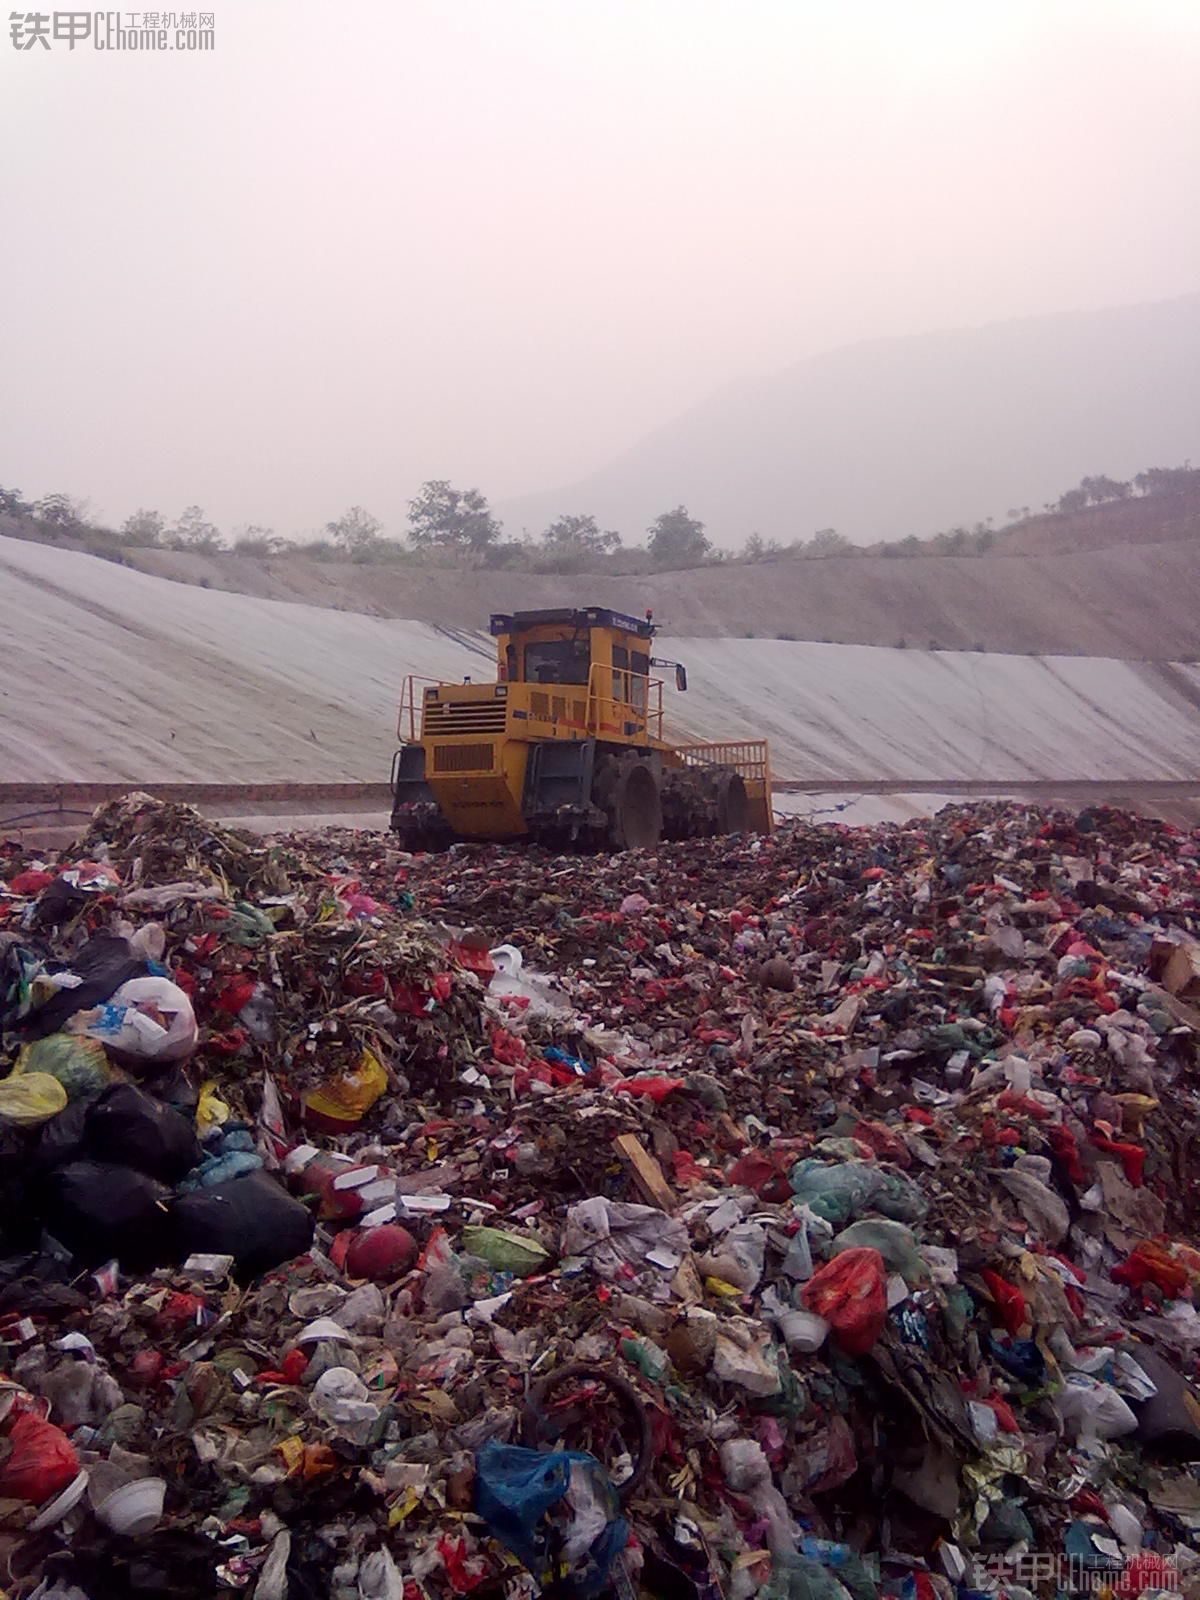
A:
[28, 1094, 99, 1179]
[24, 932, 148, 1039]
[39, 1160, 172, 1270]
[87, 1083, 202, 1182]
[0, 1245, 84, 1316]
[0, 1122, 39, 1255]
[149, 1062, 201, 1118]
[31, 876, 89, 928]
[171, 1169, 314, 1279]
[44, 1528, 219, 1600]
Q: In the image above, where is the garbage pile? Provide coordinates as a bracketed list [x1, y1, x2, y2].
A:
[2, 792, 1200, 1600]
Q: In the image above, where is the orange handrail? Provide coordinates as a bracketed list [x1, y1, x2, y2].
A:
[584, 663, 664, 742]
[397, 674, 443, 742]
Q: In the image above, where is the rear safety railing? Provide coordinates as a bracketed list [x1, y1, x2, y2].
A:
[675, 740, 775, 834]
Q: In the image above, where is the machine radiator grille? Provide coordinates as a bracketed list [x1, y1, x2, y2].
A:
[423, 701, 507, 735]
[432, 742, 495, 773]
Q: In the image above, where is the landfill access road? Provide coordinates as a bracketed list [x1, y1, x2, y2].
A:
[4, 777, 1200, 844]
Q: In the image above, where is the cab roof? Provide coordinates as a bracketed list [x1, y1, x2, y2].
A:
[489, 607, 654, 639]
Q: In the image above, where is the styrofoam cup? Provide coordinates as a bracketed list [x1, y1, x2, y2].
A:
[95, 1475, 166, 1536]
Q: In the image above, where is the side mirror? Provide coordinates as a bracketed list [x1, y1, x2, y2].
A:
[675, 664, 688, 693]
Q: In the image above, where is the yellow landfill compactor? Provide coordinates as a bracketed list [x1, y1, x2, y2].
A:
[390, 606, 773, 849]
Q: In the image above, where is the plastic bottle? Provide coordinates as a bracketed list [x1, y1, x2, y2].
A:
[620, 1335, 670, 1382]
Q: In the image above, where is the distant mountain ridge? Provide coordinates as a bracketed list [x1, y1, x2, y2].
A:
[499, 294, 1200, 545]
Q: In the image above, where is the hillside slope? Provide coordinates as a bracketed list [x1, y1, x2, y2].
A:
[994, 486, 1200, 556]
[110, 529, 1200, 657]
[500, 295, 1200, 544]
[4, 536, 1200, 787]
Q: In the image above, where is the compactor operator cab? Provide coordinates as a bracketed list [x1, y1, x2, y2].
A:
[490, 606, 669, 729]
[492, 607, 688, 709]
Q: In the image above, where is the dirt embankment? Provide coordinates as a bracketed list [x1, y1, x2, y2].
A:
[5, 484, 1198, 656]
[995, 488, 1200, 556]
[115, 535, 1200, 658]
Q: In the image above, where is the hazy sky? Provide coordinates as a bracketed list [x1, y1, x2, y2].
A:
[2, 0, 1199, 540]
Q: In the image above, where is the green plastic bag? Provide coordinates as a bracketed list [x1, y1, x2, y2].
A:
[830, 1219, 929, 1285]
[789, 1160, 926, 1226]
[764, 1555, 851, 1600]
[17, 1034, 111, 1100]
[0, 1073, 68, 1125]
[460, 1226, 550, 1276]
[789, 1160, 882, 1226]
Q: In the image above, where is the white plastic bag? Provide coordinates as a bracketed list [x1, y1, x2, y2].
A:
[255, 1530, 292, 1600]
[562, 1196, 688, 1279]
[995, 1168, 1069, 1244]
[70, 977, 198, 1064]
[698, 1220, 767, 1291]
[720, 1437, 771, 1491]
[310, 1367, 379, 1445]
[487, 945, 571, 1016]
[1054, 1374, 1138, 1440]
[358, 1547, 404, 1600]
[718, 1437, 795, 1553]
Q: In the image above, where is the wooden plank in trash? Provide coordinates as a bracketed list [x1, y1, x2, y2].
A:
[612, 1132, 675, 1212]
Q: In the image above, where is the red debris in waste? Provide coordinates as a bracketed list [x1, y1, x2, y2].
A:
[344, 1223, 419, 1282]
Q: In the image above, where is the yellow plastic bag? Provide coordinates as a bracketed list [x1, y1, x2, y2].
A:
[0, 1073, 68, 1126]
[16, 1035, 110, 1100]
[196, 1080, 231, 1137]
[303, 1047, 388, 1128]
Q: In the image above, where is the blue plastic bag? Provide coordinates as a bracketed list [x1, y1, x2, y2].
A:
[475, 1441, 628, 1597]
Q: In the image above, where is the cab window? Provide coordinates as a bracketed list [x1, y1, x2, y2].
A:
[612, 644, 628, 706]
[522, 638, 590, 686]
[630, 650, 649, 712]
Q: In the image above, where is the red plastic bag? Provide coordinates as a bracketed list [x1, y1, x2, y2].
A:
[978, 1394, 1020, 1434]
[674, 1150, 721, 1189]
[850, 1119, 911, 1167]
[981, 1268, 1028, 1334]
[0, 1411, 79, 1503]
[997, 1090, 1054, 1122]
[214, 975, 257, 1015]
[801, 1247, 887, 1354]
[727, 1150, 790, 1202]
[1047, 1123, 1086, 1183]
[490, 1027, 527, 1067]
[1112, 1240, 1189, 1297]
[614, 1076, 685, 1103]
[1091, 1134, 1145, 1187]
[8, 869, 55, 896]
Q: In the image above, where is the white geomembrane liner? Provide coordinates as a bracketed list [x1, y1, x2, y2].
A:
[3, 534, 1199, 786]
